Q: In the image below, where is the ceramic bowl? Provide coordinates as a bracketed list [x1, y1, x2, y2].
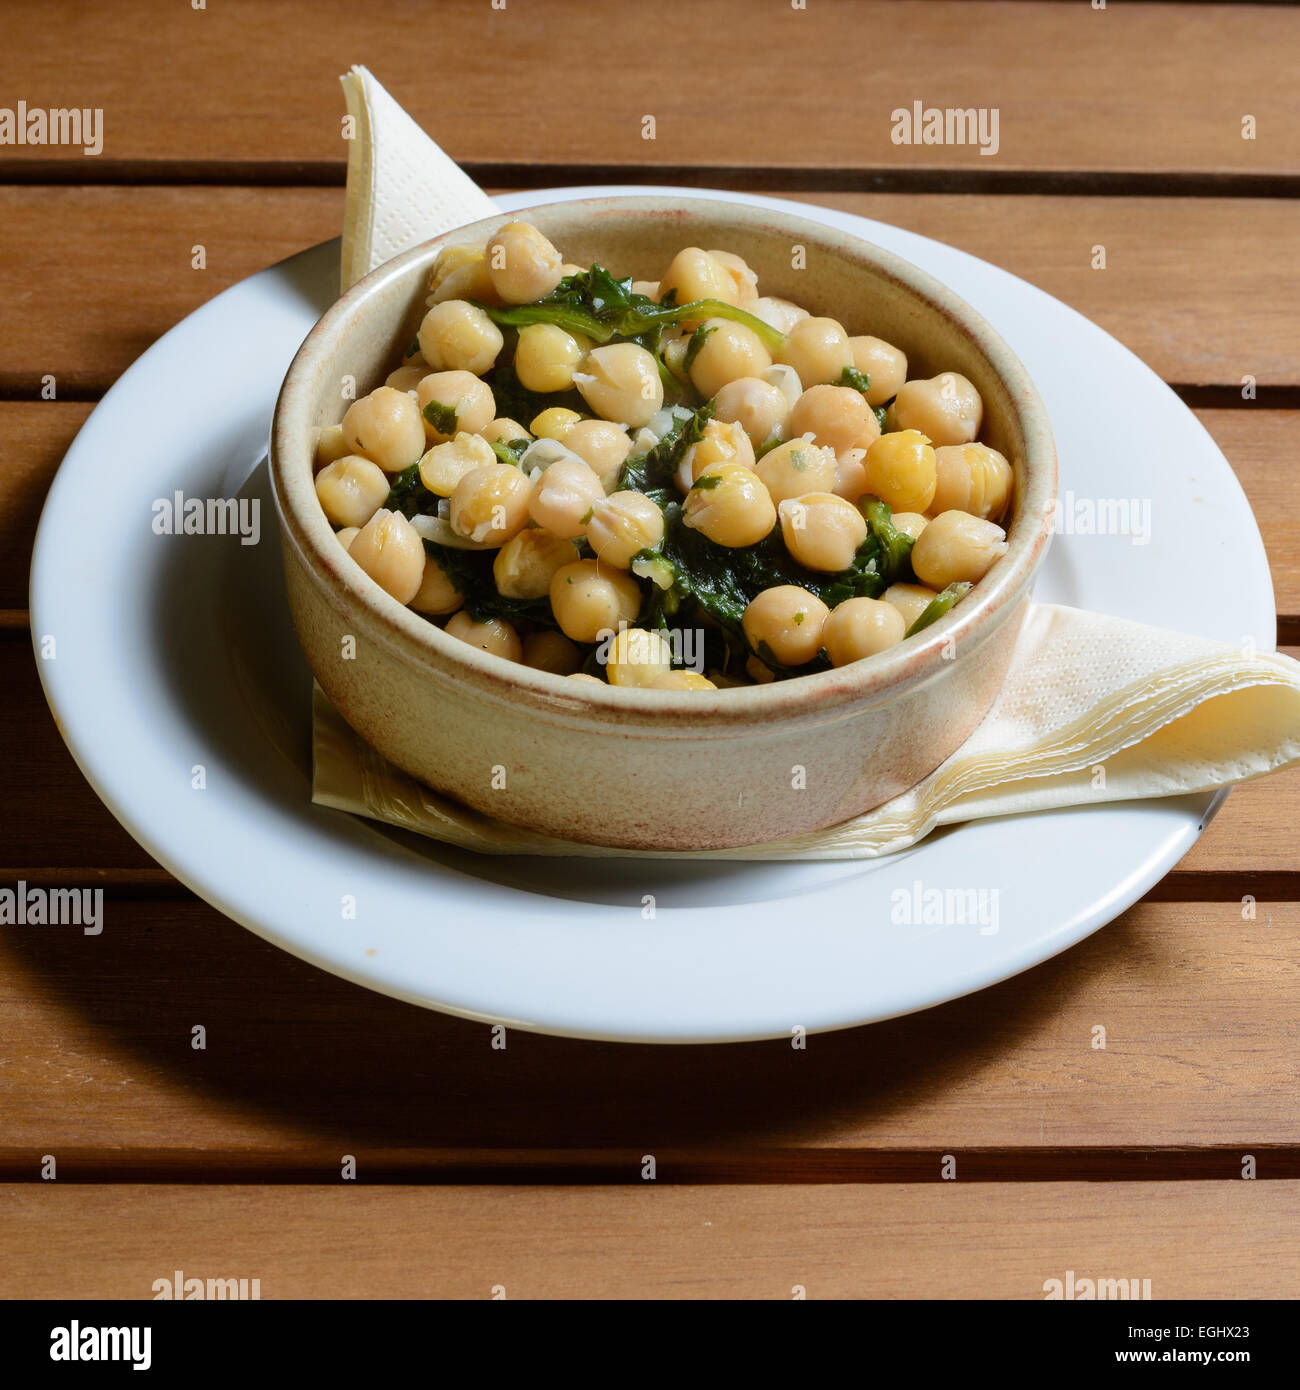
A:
[270, 195, 1057, 850]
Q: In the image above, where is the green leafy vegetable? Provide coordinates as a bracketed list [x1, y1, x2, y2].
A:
[489, 437, 529, 467]
[905, 581, 971, 637]
[472, 264, 786, 353]
[482, 354, 585, 428]
[384, 462, 435, 519]
[422, 400, 460, 436]
[838, 365, 871, 395]
[682, 323, 716, 377]
[421, 539, 556, 626]
[618, 401, 715, 497]
[859, 496, 915, 583]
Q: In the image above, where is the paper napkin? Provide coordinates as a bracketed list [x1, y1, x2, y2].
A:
[339, 65, 500, 292]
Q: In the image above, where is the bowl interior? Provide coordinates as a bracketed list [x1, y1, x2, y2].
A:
[274, 195, 1056, 721]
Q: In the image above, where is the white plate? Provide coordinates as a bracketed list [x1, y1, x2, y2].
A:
[30, 188, 1274, 1043]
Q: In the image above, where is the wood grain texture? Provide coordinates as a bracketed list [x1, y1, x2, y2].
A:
[1, 1182, 1293, 1298]
[2, 189, 1297, 392]
[4, 1, 1296, 177]
[0, 896, 1295, 1162]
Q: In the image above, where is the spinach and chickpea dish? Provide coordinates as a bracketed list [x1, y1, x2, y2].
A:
[313, 221, 1012, 690]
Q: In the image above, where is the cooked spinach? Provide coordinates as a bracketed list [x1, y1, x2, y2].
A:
[384, 462, 435, 518]
[421, 539, 557, 626]
[482, 354, 585, 428]
[473, 264, 786, 353]
[859, 496, 915, 582]
[682, 323, 716, 377]
[618, 401, 715, 497]
[489, 436, 529, 467]
[905, 581, 971, 637]
[422, 400, 459, 436]
[839, 365, 871, 395]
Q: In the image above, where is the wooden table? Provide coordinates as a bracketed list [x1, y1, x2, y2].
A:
[3, 1, 1298, 1299]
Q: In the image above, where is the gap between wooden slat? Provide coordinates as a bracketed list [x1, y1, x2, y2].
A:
[1, 162, 1299, 199]
[0, 1146, 1295, 1185]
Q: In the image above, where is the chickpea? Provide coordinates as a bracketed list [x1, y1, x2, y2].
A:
[384, 364, 426, 394]
[416, 370, 495, 442]
[418, 431, 498, 496]
[314, 423, 350, 473]
[890, 511, 929, 541]
[892, 372, 983, 446]
[410, 553, 464, 616]
[932, 442, 1013, 521]
[688, 319, 773, 399]
[713, 376, 790, 446]
[516, 630, 579, 676]
[335, 525, 360, 553]
[587, 490, 666, 569]
[707, 249, 759, 301]
[549, 559, 642, 644]
[631, 279, 660, 300]
[650, 670, 717, 691]
[492, 529, 579, 599]
[661, 333, 690, 382]
[567, 672, 605, 685]
[605, 627, 674, 688]
[911, 510, 1008, 588]
[864, 430, 938, 513]
[775, 317, 853, 386]
[883, 582, 939, 629]
[754, 439, 837, 504]
[787, 384, 880, 454]
[342, 386, 426, 472]
[485, 221, 564, 304]
[348, 508, 425, 605]
[417, 299, 504, 376]
[563, 419, 633, 488]
[682, 462, 777, 547]
[449, 464, 533, 546]
[746, 655, 777, 684]
[480, 417, 532, 445]
[445, 611, 523, 663]
[742, 585, 830, 666]
[658, 247, 737, 309]
[748, 297, 809, 334]
[514, 323, 587, 394]
[428, 244, 499, 305]
[575, 342, 664, 428]
[680, 418, 755, 485]
[528, 458, 605, 539]
[778, 492, 868, 572]
[832, 447, 869, 503]
[530, 406, 582, 441]
[848, 336, 908, 406]
[315, 455, 391, 528]
[822, 597, 907, 666]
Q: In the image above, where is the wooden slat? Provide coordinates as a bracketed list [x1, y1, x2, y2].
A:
[0, 402, 91, 604]
[5, 1, 1296, 177]
[10, 405, 1296, 613]
[1, 189, 1296, 394]
[0, 897, 1296, 1162]
[2, 1182, 1294, 1298]
[0, 642, 158, 869]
